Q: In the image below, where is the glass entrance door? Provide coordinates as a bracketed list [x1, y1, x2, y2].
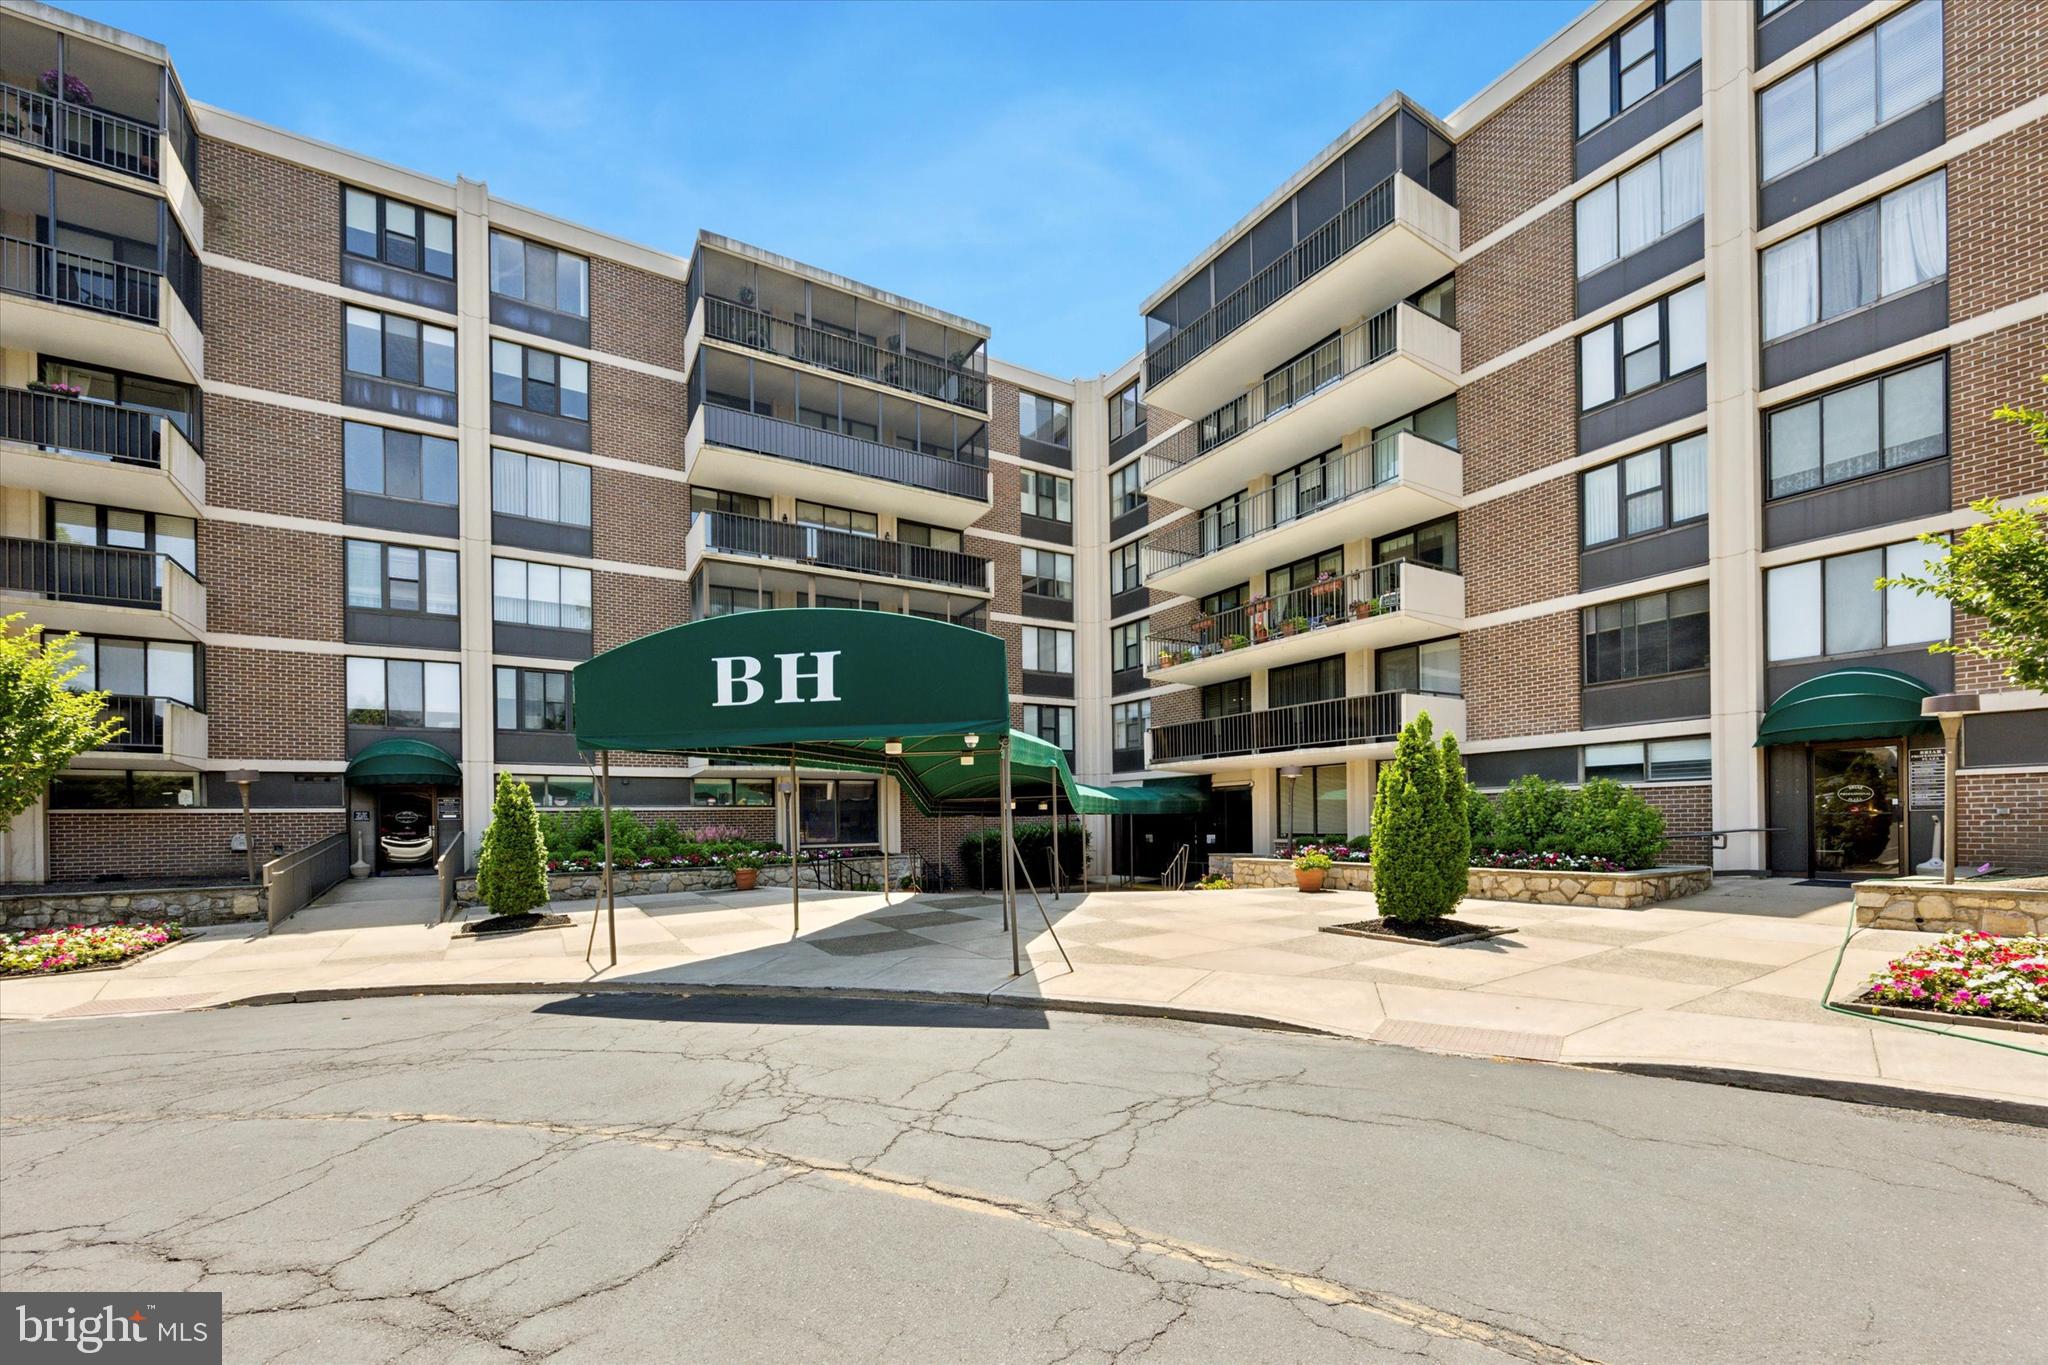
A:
[1810, 744, 1902, 878]
[376, 790, 437, 870]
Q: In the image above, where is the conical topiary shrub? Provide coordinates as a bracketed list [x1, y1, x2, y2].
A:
[1436, 730, 1472, 916]
[1370, 711, 1447, 924]
[476, 771, 549, 919]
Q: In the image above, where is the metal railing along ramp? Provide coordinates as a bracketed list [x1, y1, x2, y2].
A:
[262, 832, 350, 929]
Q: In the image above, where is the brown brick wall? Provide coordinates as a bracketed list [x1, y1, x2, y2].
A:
[1459, 338, 1577, 493]
[207, 647, 344, 761]
[201, 521, 343, 640]
[1945, 0, 2048, 134]
[1462, 611, 1579, 742]
[196, 137, 341, 283]
[592, 568, 688, 655]
[1949, 315, 2048, 505]
[899, 806, 1002, 888]
[592, 466, 688, 571]
[1947, 119, 2048, 323]
[1457, 65, 1574, 247]
[974, 461, 1025, 537]
[1149, 686, 1199, 729]
[47, 810, 346, 883]
[202, 270, 339, 403]
[591, 363, 687, 471]
[990, 377, 1021, 454]
[202, 393, 344, 520]
[589, 257, 688, 372]
[1957, 768, 2048, 871]
[1950, 613, 2043, 696]
[1635, 782, 1710, 866]
[1457, 204, 1576, 369]
[1462, 476, 1578, 617]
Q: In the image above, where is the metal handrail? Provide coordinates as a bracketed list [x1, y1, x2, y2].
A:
[703, 296, 988, 412]
[1142, 434, 1405, 579]
[1162, 844, 1192, 892]
[92, 694, 166, 752]
[436, 825, 465, 923]
[0, 234, 162, 324]
[263, 831, 350, 929]
[1152, 560, 1443, 663]
[1145, 176, 1396, 387]
[0, 536, 188, 608]
[699, 403, 990, 500]
[0, 80, 163, 181]
[1150, 690, 1440, 763]
[698, 511, 991, 592]
[1195, 306, 1399, 457]
[2, 387, 174, 466]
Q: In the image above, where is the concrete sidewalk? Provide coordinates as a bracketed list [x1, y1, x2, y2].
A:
[4, 877, 2044, 1109]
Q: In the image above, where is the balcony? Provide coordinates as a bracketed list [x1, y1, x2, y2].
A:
[1149, 690, 1465, 773]
[0, 236, 203, 381]
[1141, 302, 1459, 511]
[1144, 559, 1463, 688]
[696, 295, 988, 414]
[2, 387, 203, 515]
[70, 693, 208, 768]
[0, 537, 205, 640]
[1143, 175, 1458, 419]
[687, 511, 992, 595]
[1141, 430, 1461, 599]
[686, 400, 991, 529]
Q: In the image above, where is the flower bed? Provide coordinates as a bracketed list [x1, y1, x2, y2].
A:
[0, 922, 184, 976]
[1473, 849, 1626, 873]
[546, 846, 861, 876]
[1858, 931, 2046, 1024]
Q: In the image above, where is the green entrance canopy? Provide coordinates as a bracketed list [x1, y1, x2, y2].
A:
[1754, 667, 1938, 747]
[345, 737, 462, 786]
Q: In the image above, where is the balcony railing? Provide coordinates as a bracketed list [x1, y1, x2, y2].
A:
[703, 296, 988, 412]
[1, 235, 161, 324]
[1144, 434, 1405, 579]
[697, 511, 992, 592]
[1, 387, 184, 466]
[697, 402, 990, 502]
[1151, 559, 1443, 663]
[0, 81, 163, 181]
[1152, 690, 1442, 763]
[0, 537, 178, 609]
[94, 694, 169, 751]
[1198, 305, 1399, 457]
[1145, 176, 1396, 389]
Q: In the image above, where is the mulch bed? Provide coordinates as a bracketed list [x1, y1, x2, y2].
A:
[1847, 993, 2048, 1037]
[459, 913, 573, 937]
[1322, 918, 1516, 947]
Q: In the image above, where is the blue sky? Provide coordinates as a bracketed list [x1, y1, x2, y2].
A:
[74, 0, 1582, 376]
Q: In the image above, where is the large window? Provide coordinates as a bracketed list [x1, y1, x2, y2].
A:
[518, 775, 595, 808]
[1575, 0, 1703, 137]
[1579, 281, 1705, 411]
[1765, 540, 1947, 661]
[489, 231, 590, 318]
[491, 341, 589, 421]
[1018, 392, 1071, 449]
[68, 636, 197, 705]
[1112, 699, 1150, 752]
[1585, 736, 1712, 783]
[346, 540, 458, 616]
[48, 501, 196, 578]
[1280, 764, 1348, 839]
[692, 488, 767, 521]
[1110, 462, 1144, 516]
[1109, 382, 1143, 443]
[1202, 678, 1251, 719]
[1765, 356, 1945, 499]
[899, 520, 962, 552]
[1268, 655, 1344, 709]
[344, 188, 453, 278]
[1758, 1, 1944, 182]
[494, 667, 572, 732]
[50, 771, 201, 809]
[797, 500, 878, 537]
[1583, 584, 1709, 683]
[346, 306, 456, 392]
[492, 449, 592, 527]
[345, 422, 458, 506]
[1023, 704, 1075, 757]
[687, 778, 775, 809]
[1111, 620, 1149, 671]
[1374, 517, 1457, 571]
[1576, 131, 1704, 277]
[1269, 547, 1343, 597]
[1582, 433, 1707, 546]
[1761, 171, 1946, 341]
[1022, 625, 1074, 675]
[1023, 547, 1074, 600]
[1377, 638, 1460, 695]
[1199, 492, 1243, 556]
[1372, 395, 1459, 451]
[800, 780, 878, 844]
[1020, 469, 1073, 523]
[491, 558, 593, 630]
[346, 657, 459, 729]
[38, 358, 198, 443]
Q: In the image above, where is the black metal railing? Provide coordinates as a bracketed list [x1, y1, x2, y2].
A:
[1, 235, 161, 324]
[264, 832, 351, 928]
[1145, 176, 1397, 388]
[0, 81, 164, 180]
[698, 403, 989, 501]
[1150, 560, 1451, 668]
[702, 296, 988, 412]
[698, 511, 991, 591]
[94, 694, 164, 751]
[1150, 690, 1421, 763]
[0, 537, 178, 608]
[1, 387, 177, 466]
[1143, 434, 1408, 579]
[1193, 305, 1399, 457]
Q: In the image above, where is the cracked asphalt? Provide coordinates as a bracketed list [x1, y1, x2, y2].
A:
[1, 993, 2042, 1364]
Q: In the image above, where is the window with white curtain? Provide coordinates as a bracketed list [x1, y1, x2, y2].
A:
[66, 636, 197, 706]
[1575, 130, 1704, 276]
[491, 449, 592, 527]
[1757, 1, 1945, 181]
[1581, 433, 1707, 547]
[1764, 538, 1949, 661]
[1765, 356, 1946, 498]
[345, 539, 457, 616]
[1761, 170, 1946, 340]
[491, 558, 592, 630]
[1579, 281, 1706, 410]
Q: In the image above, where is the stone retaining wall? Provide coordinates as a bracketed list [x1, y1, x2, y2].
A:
[1228, 859, 1712, 909]
[0, 884, 265, 932]
[455, 855, 921, 907]
[1853, 879, 2048, 937]
[1228, 859, 1373, 890]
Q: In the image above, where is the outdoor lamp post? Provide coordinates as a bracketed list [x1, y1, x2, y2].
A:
[1921, 693, 1978, 886]
[226, 769, 258, 885]
[1279, 765, 1302, 856]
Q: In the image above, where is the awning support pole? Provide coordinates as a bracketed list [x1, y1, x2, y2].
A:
[1051, 780, 1061, 901]
[1001, 737, 1020, 976]
[601, 750, 616, 968]
[789, 749, 801, 938]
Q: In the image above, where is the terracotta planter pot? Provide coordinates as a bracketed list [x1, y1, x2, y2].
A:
[1295, 868, 1326, 892]
[734, 868, 759, 890]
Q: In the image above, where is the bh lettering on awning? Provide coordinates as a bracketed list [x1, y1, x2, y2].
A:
[712, 652, 842, 707]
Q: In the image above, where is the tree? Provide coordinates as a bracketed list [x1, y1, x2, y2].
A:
[1436, 731, 1472, 913]
[1371, 711, 1456, 924]
[0, 616, 124, 829]
[475, 771, 549, 918]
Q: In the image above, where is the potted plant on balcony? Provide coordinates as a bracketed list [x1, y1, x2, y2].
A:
[1192, 615, 1215, 636]
[1281, 614, 1309, 636]
[1173, 648, 1193, 666]
[39, 70, 94, 106]
[1353, 596, 1377, 620]
[1224, 633, 1248, 651]
[1309, 570, 1340, 601]
[1158, 647, 1175, 670]
[1293, 847, 1333, 893]
[727, 850, 763, 891]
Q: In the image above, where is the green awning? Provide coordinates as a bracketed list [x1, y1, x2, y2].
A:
[345, 737, 462, 786]
[1076, 777, 1210, 814]
[1755, 668, 1938, 747]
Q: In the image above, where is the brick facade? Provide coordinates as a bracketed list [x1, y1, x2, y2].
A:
[592, 466, 689, 571]
[195, 137, 340, 282]
[201, 269, 341, 403]
[202, 393, 345, 521]
[1945, 0, 2048, 134]
[590, 258, 689, 372]
[207, 648, 345, 762]
[47, 810, 347, 883]
[1636, 782, 1711, 866]
[1457, 339, 1577, 494]
[1461, 474, 1578, 618]
[1455, 65, 1574, 247]
[591, 568, 688, 655]
[201, 521, 343, 641]
[1457, 204, 1576, 370]
[1956, 769, 2048, 870]
[1462, 611, 1579, 742]
[1947, 119, 2048, 323]
[591, 363, 687, 471]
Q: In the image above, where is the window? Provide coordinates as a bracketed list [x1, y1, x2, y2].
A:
[1280, 764, 1348, 839]
[1112, 620, 1150, 672]
[489, 231, 590, 318]
[344, 422, 458, 505]
[1269, 547, 1343, 598]
[1584, 736, 1712, 783]
[796, 501, 878, 537]
[491, 558, 593, 630]
[1576, 131, 1704, 276]
[1023, 704, 1075, 756]
[50, 771, 200, 809]
[1198, 492, 1244, 555]
[1765, 539, 1948, 661]
[1106, 541, 1141, 596]
[1583, 584, 1710, 683]
[1023, 547, 1074, 600]
[1110, 461, 1144, 516]
[1112, 699, 1151, 752]
[346, 306, 456, 392]
[491, 341, 589, 421]
[1109, 382, 1143, 442]
[705, 584, 764, 617]
[1582, 433, 1708, 545]
[1377, 638, 1460, 694]
[38, 358, 198, 442]
[1268, 655, 1344, 709]
[494, 667, 573, 732]
[691, 488, 767, 521]
[1202, 678, 1251, 719]
[1758, 1, 1945, 181]
[67, 636, 197, 706]
[48, 502, 196, 578]
[1410, 275, 1457, 328]
[1579, 281, 1706, 410]
[1020, 469, 1073, 523]
[1201, 584, 1247, 620]
[519, 775, 595, 808]
[1374, 517, 1457, 571]
[1765, 356, 1945, 498]
[687, 778, 776, 809]
[346, 657, 460, 729]
[899, 520, 962, 552]
[800, 779, 878, 844]
[344, 188, 453, 278]
[1372, 395, 1459, 452]
[1576, 0, 1702, 136]
[1018, 392, 1071, 449]
[1022, 625, 1074, 675]
[491, 449, 592, 527]
[346, 540, 458, 615]
[1761, 171, 1946, 341]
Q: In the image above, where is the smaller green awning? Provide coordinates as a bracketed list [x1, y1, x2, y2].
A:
[1755, 668, 1938, 747]
[345, 737, 462, 787]
[1073, 777, 1210, 814]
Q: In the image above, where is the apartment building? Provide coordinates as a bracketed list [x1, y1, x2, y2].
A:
[1, 0, 2042, 890]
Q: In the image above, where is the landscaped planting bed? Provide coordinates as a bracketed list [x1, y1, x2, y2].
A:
[1856, 931, 2047, 1031]
[0, 922, 185, 976]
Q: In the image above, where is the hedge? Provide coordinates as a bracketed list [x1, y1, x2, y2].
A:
[958, 822, 1087, 890]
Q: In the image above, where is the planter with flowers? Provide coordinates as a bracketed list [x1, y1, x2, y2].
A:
[1853, 931, 2046, 1033]
[0, 921, 183, 975]
[1293, 848, 1332, 892]
[727, 851, 764, 890]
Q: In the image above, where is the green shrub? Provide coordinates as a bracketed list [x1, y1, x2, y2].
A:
[1492, 775, 1572, 855]
[476, 772, 549, 918]
[1436, 731, 1472, 913]
[957, 821, 1086, 889]
[1465, 785, 1497, 849]
[1552, 778, 1666, 869]
[1345, 832, 1371, 852]
[1370, 712, 1459, 923]
[1293, 848, 1333, 872]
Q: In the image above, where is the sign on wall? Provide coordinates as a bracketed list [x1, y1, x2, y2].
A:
[1909, 747, 1944, 809]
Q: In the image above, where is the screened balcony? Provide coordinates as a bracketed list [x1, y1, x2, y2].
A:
[0, 11, 198, 193]
[1149, 690, 1465, 772]
[686, 510, 992, 595]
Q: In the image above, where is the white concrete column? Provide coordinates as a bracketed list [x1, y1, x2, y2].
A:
[454, 176, 497, 863]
